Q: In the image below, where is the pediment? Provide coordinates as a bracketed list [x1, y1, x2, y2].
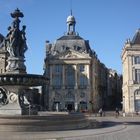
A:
[54, 50, 90, 59]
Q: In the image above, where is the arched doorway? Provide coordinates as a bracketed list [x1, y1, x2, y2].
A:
[65, 102, 74, 112]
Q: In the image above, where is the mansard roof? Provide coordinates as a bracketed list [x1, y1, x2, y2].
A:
[53, 34, 93, 56]
[57, 34, 83, 40]
[131, 29, 140, 44]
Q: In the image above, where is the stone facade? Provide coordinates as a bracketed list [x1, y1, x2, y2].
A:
[121, 29, 140, 113]
[107, 69, 122, 109]
[44, 14, 122, 112]
[0, 34, 7, 74]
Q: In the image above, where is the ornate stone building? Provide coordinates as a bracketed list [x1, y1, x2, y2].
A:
[107, 69, 122, 109]
[122, 29, 140, 113]
[44, 14, 122, 112]
[0, 12, 122, 112]
[0, 34, 7, 74]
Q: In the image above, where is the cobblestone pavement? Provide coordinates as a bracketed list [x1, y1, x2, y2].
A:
[0, 117, 140, 140]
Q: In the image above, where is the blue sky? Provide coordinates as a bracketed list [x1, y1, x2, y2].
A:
[0, 0, 140, 74]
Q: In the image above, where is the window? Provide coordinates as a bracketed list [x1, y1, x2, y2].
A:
[134, 56, 140, 64]
[62, 45, 65, 51]
[135, 69, 140, 83]
[80, 92, 85, 98]
[66, 65, 75, 88]
[79, 65, 85, 72]
[54, 65, 62, 73]
[79, 74, 88, 87]
[135, 89, 140, 95]
[52, 65, 62, 87]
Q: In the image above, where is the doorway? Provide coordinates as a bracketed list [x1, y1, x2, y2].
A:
[65, 102, 74, 112]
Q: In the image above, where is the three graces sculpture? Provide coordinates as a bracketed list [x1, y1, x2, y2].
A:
[4, 8, 28, 73]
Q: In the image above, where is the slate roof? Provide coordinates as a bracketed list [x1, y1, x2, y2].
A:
[131, 29, 140, 44]
[51, 34, 93, 56]
[57, 35, 83, 40]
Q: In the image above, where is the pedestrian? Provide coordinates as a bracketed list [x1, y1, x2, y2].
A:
[115, 108, 119, 117]
[99, 108, 103, 117]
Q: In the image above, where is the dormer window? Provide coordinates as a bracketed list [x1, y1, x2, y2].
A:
[77, 46, 81, 51]
[62, 45, 65, 50]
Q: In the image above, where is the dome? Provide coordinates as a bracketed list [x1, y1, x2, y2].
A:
[66, 15, 76, 24]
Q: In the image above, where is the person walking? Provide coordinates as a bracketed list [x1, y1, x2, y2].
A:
[115, 107, 119, 118]
[99, 108, 103, 117]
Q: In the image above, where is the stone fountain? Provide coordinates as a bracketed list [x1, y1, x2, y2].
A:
[0, 8, 48, 115]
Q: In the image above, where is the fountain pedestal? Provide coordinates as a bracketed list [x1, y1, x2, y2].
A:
[6, 57, 26, 74]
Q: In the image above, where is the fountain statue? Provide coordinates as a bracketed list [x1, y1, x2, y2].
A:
[5, 8, 27, 73]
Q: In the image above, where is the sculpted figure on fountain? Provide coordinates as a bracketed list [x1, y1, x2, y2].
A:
[5, 8, 27, 58]
[3, 8, 28, 73]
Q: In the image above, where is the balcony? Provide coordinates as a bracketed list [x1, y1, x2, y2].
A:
[65, 85, 75, 89]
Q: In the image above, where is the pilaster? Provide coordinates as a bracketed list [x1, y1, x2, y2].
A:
[62, 65, 65, 89]
[74, 65, 78, 89]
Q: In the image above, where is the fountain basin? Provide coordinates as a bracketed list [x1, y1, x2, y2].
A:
[0, 113, 89, 131]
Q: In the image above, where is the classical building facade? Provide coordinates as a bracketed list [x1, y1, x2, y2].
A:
[0, 34, 7, 74]
[122, 29, 140, 113]
[44, 14, 122, 112]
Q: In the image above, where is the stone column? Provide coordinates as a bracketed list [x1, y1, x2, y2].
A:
[50, 65, 53, 87]
[62, 65, 65, 89]
[132, 55, 134, 65]
[74, 65, 78, 89]
[86, 64, 90, 88]
[128, 55, 133, 84]
[132, 68, 135, 81]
